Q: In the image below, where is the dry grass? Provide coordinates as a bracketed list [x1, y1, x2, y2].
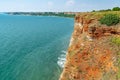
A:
[77, 11, 120, 20]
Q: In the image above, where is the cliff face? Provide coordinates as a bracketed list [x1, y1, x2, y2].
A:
[60, 13, 120, 80]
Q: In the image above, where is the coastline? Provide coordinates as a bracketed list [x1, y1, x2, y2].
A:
[5, 13, 75, 19]
[59, 35, 74, 80]
[5, 12, 76, 18]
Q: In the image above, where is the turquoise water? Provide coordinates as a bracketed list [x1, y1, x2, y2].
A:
[0, 14, 74, 80]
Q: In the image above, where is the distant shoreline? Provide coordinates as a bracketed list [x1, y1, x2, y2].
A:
[5, 12, 75, 18]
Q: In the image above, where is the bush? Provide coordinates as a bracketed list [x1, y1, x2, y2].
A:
[111, 37, 120, 46]
[112, 7, 120, 11]
[99, 9, 111, 12]
[99, 14, 120, 26]
[92, 10, 96, 12]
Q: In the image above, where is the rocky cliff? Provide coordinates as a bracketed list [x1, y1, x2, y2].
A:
[60, 12, 120, 80]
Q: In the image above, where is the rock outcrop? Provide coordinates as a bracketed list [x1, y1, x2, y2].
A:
[59, 13, 120, 80]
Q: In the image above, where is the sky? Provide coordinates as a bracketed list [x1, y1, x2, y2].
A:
[0, 0, 120, 12]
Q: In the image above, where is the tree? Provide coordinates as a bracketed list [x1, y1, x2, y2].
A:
[92, 10, 96, 12]
[112, 7, 120, 11]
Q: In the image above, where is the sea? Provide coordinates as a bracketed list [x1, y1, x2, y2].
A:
[0, 14, 74, 80]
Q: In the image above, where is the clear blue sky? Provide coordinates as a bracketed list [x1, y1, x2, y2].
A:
[0, 0, 120, 12]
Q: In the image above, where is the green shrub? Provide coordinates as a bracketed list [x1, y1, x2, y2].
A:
[92, 10, 96, 12]
[111, 37, 120, 46]
[99, 14, 120, 26]
[99, 9, 111, 12]
[112, 7, 120, 11]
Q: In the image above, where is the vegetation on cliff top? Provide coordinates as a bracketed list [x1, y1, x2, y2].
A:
[112, 7, 120, 11]
[77, 10, 120, 27]
[92, 7, 120, 12]
[99, 14, 120, 26]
